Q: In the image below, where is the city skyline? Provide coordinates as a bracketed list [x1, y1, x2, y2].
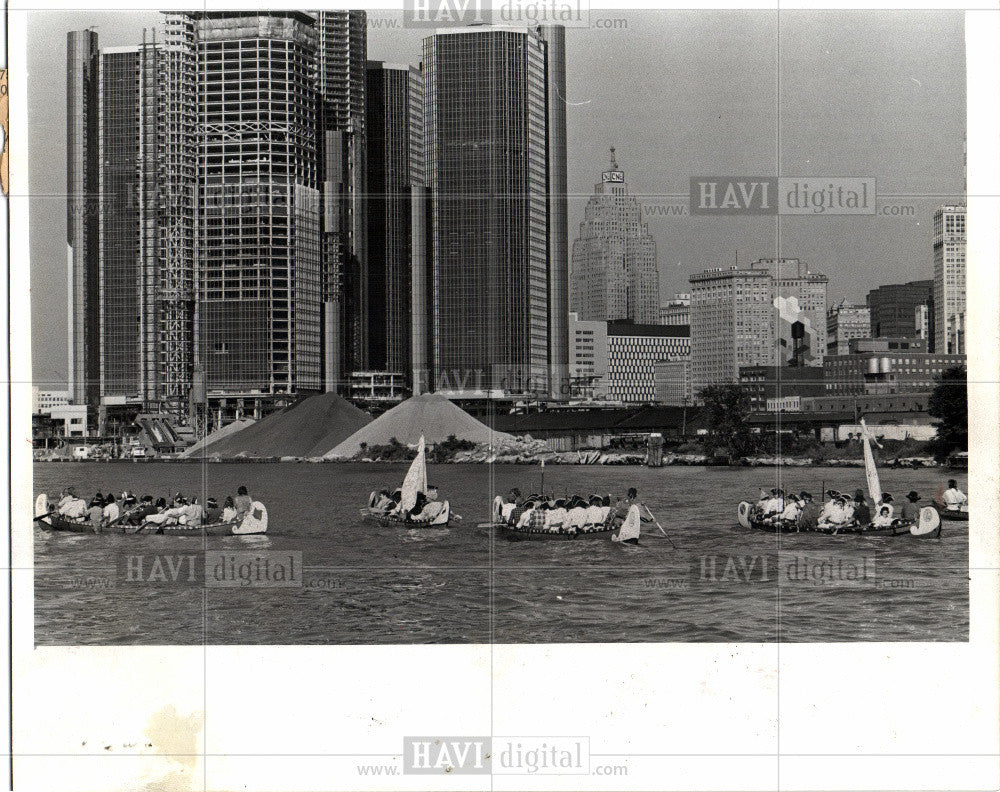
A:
[31, 9, 965, 386]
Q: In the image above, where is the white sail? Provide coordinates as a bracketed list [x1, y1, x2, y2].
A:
[399, 435, 428, 513]
[860, 418, 882, 505]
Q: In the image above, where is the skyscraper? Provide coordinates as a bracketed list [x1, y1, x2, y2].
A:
[751, 258, 828, 367]
[689, 266, 773, 393]
[688, 258, 827, 393]
[317, 11, 368, 386]
[419, 25, 567, 397]
[193, 12, 321, 404]
[69, 12, 378, 428]
[826, 300, 871, 356]
[66, 29, 100, 408]
[933, 204, 966, 354]
[866, 279, 933, 344]
[98, 45, 142, 402]
[365, 61, 422, 380]
[571, 148, 659, 325]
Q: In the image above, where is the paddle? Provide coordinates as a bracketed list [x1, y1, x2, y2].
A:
[643, 504, 676, 549]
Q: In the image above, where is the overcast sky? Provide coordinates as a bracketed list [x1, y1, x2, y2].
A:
[28, 9, 965, 387]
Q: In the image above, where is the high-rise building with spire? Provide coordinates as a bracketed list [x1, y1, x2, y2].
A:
[571, 148, 659, 325]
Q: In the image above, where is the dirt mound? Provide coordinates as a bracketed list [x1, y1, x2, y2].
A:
[190, 392, 371, 459]
[325, 393, 512, 458]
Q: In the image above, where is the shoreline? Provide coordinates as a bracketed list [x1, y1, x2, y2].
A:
[33, 455, 950, 469]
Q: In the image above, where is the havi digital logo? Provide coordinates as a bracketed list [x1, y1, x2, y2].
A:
[403, 736, 491, 775]
[404, 0, 492, 27]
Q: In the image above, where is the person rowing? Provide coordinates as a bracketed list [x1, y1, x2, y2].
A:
[234, 486, 253, 521]
[607, 488, 652, 544]
[942, 479, 968, 512]
[817, 494, 854, 531]
[410, 485, 446, 524]
[796, 492, 821, 531]
[898, 491, 922, 524]
[56, 487, 87, 520]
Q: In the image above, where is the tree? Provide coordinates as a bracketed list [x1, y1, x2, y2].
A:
[697, 383, 758, 462]
[928, 366, 967, 461]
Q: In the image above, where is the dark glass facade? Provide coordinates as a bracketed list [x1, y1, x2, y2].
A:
[99, 48, 142, 399]
[423, 29, 553, 395]
[67, 30, 101, 407]
[317, 11, 368, 384]
[866, 279, 933, 347]
[365, 62, 420, 378]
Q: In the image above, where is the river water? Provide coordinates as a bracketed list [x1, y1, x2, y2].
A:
[32, 462, 968, 644]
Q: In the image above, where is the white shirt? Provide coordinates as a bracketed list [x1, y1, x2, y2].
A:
[516, 508, 534, 528]
[102, 503, 120, 522]
[873, 510, 894, 527]
[566, 507, 588, 529]
[764, 497, 784, 515]
[61, 499, 87, 519]
[544, 508, 567, 530]
[584, 505, 605, 526]
[942, 488, 967, 510]
[779, 502, 801, 521]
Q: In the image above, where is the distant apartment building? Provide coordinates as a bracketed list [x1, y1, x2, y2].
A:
[606, 322, 690, 404]
[659, 293, 691, 326]
[571, 149, 659, 325]
[689, 258, 827, 394]
[933, 204, 967, 354]
[751, 258, 828, 367]
[689, 266, 773, 392]
[568, 312, 610, 400]
[653, 359, 692, 406]
[739, 366, 825, 412]
[823, 337, 965, 397]
[866, 279, 933, 346]
[826, 300, 871, 356]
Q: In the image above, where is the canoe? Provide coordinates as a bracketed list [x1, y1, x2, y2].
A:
[133, 521, 244, 537]
[361, 501, 451, 528]
[35, 494, 269, 536]
[36, 513, 99, 533]
[140, 501, 269, 536]
[476, 521, 615, 540]
[737, 502, 941, 539]
[938, 508, 969, 522]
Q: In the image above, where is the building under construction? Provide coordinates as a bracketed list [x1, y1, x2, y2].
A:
[68, 11, 368, 434]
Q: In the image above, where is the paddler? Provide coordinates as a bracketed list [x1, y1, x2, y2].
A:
[565, 496, 589, 531]
[796, 492, 821, 531]
[584, 495, 605, 527]
[942, 479, 967, 512]
[852, 489, 871, 526]
[372, 489, 395, 512]
[898, 491, 922, 524]
[606, 488, 652, 535]
[234, 486, 252, 520]
[412, 485, 446, 523]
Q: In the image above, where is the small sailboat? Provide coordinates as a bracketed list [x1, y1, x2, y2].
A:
[735, 419, 941, 538]
[362, 436, 451, 527]
[860, 419, 940, 538]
